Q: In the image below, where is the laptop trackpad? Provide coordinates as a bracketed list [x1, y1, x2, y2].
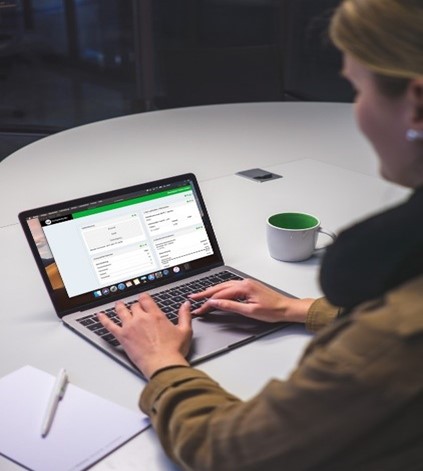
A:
[188, 311, 275, 364]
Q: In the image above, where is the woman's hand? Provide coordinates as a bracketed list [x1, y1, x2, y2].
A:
[98, 293, 192, 379]
[190, 278, 314, 324]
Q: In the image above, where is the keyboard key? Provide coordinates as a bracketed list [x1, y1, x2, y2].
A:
[95, 327, 109, 337]
[103, 333, 116, 341]
[86, 322, 103, 331]
[80, 318, 95, 326]
[166, 313, 178, 322]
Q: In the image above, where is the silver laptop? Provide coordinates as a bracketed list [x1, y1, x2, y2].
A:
[19, 173, 293, 377]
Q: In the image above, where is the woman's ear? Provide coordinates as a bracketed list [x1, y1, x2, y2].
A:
[404, 79, 423, 142]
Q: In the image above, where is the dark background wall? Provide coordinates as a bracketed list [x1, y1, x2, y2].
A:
[0, 0, 352, 162]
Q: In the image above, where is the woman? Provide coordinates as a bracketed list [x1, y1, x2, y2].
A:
[98, 0, 423, 469]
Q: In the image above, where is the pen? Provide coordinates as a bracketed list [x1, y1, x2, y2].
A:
[41, 368, 69, 438]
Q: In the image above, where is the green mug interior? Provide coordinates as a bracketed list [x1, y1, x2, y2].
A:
[269, 213, 319, 230]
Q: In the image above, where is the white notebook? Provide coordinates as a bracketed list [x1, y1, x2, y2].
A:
[0, 365, 149, 471]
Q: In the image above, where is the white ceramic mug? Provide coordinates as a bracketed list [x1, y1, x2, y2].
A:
[266, 212, 336, 262]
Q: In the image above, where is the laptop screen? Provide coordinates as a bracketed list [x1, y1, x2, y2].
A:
[19, 174, 224, 316]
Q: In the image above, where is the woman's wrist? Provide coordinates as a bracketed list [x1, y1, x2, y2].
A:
[141, 353, 190, 380]
[282, 298, 315, 324]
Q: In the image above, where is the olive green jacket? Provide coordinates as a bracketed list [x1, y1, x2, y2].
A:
[140, 275, 423, 471]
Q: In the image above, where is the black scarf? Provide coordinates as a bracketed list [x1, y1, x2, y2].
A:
[319, 187, 423, 311]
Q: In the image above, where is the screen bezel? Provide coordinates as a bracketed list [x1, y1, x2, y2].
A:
[19, 173, 224, 317]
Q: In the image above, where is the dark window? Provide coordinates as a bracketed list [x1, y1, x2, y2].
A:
[0, 0, 352, 161]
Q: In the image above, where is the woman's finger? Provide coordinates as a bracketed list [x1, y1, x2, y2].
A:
[115, 301, 132, 322]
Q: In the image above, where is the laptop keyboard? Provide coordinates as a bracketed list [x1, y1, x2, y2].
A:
[77, 270, 243, 347]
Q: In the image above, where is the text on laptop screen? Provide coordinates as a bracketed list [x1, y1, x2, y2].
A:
[23, 176, 222, 315]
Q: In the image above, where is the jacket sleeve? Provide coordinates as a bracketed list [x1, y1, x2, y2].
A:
[305, 296, 342, 332]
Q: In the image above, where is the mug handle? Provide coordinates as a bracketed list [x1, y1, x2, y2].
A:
[315, 227, 337, 251]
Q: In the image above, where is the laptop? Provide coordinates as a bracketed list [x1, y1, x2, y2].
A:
[19, 173, 293, 377]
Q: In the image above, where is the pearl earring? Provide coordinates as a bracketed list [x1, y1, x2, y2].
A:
[406, 129, 423, 141]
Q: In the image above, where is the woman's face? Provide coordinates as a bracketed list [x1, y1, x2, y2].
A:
[342, 54, 423, 188]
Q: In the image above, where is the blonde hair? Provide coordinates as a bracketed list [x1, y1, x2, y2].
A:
[329, 0, 423, 94]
